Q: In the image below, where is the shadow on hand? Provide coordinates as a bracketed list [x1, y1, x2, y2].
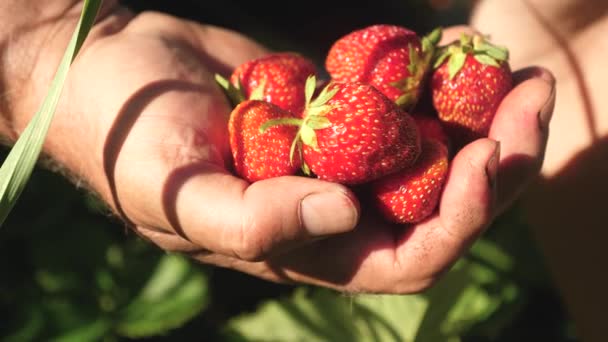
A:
[263, 150, 541, 289]
[102, 79, 210, 228]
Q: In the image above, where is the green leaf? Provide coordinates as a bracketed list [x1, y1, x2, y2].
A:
[52, 319, 112, 342]
[225, 235, 523, 342]
[289, 132, 301, 165]
[309, 82, 338, 109]
[2, 306, 45, 342]
[408, 44, 419, 75]
[395, 93, 415, 108]
[468, 238, 513, 273]
[422, 27, 442, 53]
[115, 254, 209, 338]
[215, 74, 245, 107]
[304, 75, 317, 107]
[460, 33, 472, 47]
[306, 104, 333, 117]
[306, 116, 331, 130]
[259, 117, 302, 133]
[214, 73, 231, 90]
[249, 80, 266, 101]
[485, 46, 509, 62]
[474, 54, 500, 68]
[433, 48, 451, 69]
[448, 51, 467, 79]
[301, 160, 311, 176]
[0, 0, 102, 227]
[225, 288, 429, 342]
[300, 125, 318, 150]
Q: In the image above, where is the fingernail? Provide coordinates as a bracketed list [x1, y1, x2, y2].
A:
[485, 141, 500, 189]
[538, 81, 556, 131]
[300, 191, 359, 236]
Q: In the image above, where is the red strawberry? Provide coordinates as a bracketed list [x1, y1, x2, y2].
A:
[370, 140, 448, 224]
[228, 100, 302, 182]
[216, 52, 317, 114]
[432, 33, 513, 148]
[411, 112, 450, 147]
[265, 76, 421, 185]
[325, 24, 441, 109]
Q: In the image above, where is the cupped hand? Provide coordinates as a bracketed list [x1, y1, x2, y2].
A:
[38, 7, 555, 293]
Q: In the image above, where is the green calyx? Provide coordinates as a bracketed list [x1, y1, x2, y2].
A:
[214, 74, 245, 107]
[214, 74, 267, 107]
[258, 75, 338, 175]
[391, 27, 443, 109]
[433, 33, 509, 80]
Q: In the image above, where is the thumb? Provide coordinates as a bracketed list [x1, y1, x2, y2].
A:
[165, 167, 359, 261]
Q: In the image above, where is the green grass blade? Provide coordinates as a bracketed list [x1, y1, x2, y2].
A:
[0, 0, 102, 227]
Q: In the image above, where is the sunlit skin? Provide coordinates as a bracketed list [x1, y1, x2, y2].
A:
[472, 0, 608, 340]
[0, 1, 554, 294]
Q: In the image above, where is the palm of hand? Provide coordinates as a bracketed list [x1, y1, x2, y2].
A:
[53, 10, 554, 293]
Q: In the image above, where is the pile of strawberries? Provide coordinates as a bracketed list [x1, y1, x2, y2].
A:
[216, 24, 512, 224]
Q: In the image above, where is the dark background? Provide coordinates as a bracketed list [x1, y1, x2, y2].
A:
[121, 0, 471, 65]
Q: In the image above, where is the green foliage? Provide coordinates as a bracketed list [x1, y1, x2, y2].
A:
[0, 169, 209, 341]
[0, 0, 102, 227]
[116, 254, 209, 338]
[224, 233, 522, 342]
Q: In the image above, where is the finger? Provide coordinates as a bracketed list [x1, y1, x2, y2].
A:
[373, 138, 499, 292]
[230, 139, 502, 294]
[391, 137, 500, 284]
[186, 22, 271, 73]
[164, 168, 359, 261]
[439, 137, 499, 236]
[489, 66, 555, 214]
[439, 25, 479, 45]
[131, 227, 297, 285]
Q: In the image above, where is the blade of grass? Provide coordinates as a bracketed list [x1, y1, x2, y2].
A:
[0, 0, 102, 227]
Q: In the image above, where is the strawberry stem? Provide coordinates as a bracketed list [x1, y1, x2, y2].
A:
[391, 27, 443, 110]
[422, 27, 442, 53]
[214, 73, 245, 107]
[289, 130, 302, 166]
[259, 117, 303, 133]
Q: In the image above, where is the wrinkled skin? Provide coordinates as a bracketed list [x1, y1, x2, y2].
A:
[3, 1, 554, 294]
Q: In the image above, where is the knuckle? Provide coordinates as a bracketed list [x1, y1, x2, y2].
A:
[232, 218, 269, 262]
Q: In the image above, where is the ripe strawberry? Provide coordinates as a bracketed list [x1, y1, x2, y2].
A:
[228, 100, 301, 182]
[216, 52, 317, 114]
[411, 112, 450, 147]
[370, 140, 448, 224]
[432, 33, 513, 147]
[263, 76, 421, 185]
[325, 24, 441, 109]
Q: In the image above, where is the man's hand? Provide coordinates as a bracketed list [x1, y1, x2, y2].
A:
[4, 5, 554, 293]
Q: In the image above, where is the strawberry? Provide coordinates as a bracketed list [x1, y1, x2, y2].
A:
[325, 24, 441, 109]
[411, 112, 450, 148]
[431, 33, 513, 147]
[228, 100, 301, 182]
[216, 52, 317, 114]
[370, 140, 448, 224]
[263, 76, 421, 185]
